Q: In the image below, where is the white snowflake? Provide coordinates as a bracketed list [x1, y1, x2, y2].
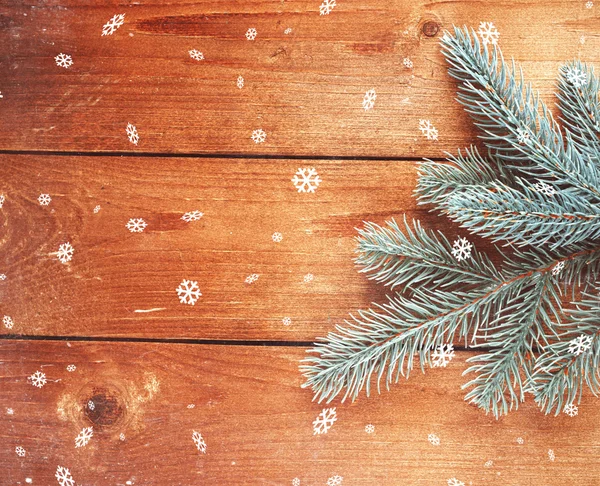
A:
[93, 205, 101, 213]
[552, 261, 565, 276]
[284, 28, 293, 35]
[292, 479, 300, 486]
[0, 273, 6, 280]
[484, 460, 493, 467]
[313, 407, 337, 435]
[586, 0, 594, 8]
[365, 424, 375, 434]
[119, 433, 126, 441]
[237, 75, 244, 89]
[187, 403, 195, 409]
[102, 13, 125, 36]
[534, 180, 556, 196]
[56, 242, 74, 264]
[245, 28, 257, 41]
[192, 430, 207, 453]
[245, 273, 260, 284]
[29, 370, 47, 388]
[66, 364, 76, 372]
[419, 119, 438, 141]
[189, 49, 204, 61]
[0, 194, 4, 208]
[292, 168, 321, 193]
[55, 466, 75, 486]
[566, 66, 588, 88]
[0, 91, 3, 99]
[282, 317, 292, 326]
[403, 57, 413, 69]
[272, 232, 283, 242]
[251, 129, 267, 144]
[87, 400, 95, 411]
[568, 334, 593, 356]
[15, 446, 26, 457]
[447, 479, 465, 486]
[452, 237, 472, 262]
[126, 218, 147, 233]
[303, 273, 314, 283]
[516, 437, 524, 444]
[75, 426, 93, 448]
[548, 449, 556, 461]
[362, 89, 377, 111]
[431, 343, 455, 368]
[327, 475, 343, 486]
[477, 21, 499, 46]
[564, 403, 579, 417]
[517, 128, 531, 145]
[176, 279, 202, 305]
[319, 0, 336, 15]
[126, 123, 139, 145]
[428, 433, 440, 446]
[181, 210, 204, 222]
[7, 407, 14, 415]
[38, 194, 52, 206]
[55, 53, 73, 69]
[3, 315, 14, 329]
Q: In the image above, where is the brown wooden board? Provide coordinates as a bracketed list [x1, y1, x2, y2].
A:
[0, 1, 597, 156]
[1, 340, 599, 485]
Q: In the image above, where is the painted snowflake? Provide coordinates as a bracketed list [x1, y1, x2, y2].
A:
[564, 403, 579, 417]
[119, 433, 126, 441]
[102, 13, 125, 36]
[516, 437, 524, 444]
[292, 479, 300, 486]
[0, 194, 4, 208]
[282, 317, 292, 326]
[365, 424, 375, 434]
[484, 460, 493, 467]
[0, 91, 3, 99]
[87, 400, 95, 411]
[15, 446, 26, 457]
[56, 242, 74, 264]
[29, 370, 47, 388]
[452, 237, 472, 262]
[292, 168, 321, 193]
[3, 315, 14, 329]
[0, 273, 5, 280]
[245, 273, 260, 284]
[551, 261, 565, 276]
[187, 403, 195, 409]
[284, 28, 293, 35]
[517, 128, 531, 145]
[237, 75, 244, 89]
[419, 119, 439, 141]
[534, 180, 556, 196]
[313, 407, 337, 435]
[319, 0, 336, 15]
[176, 279, 202, 305]
[432, 343, 455, 368]
[189, 49, 205, 61]
[548, 449, 556, 461]
[181, 210, 204, 222]
[272, 232, 283, 242]
[568, 334, 593, 355]
[326, 475, 343, 486]
[192, 430, 207, 453]
[428, 433, 440, 446]
[362, 89, 376, 111]
[126, 218, 147, 233]
[403, 57, 413, 68]
[55, 53, 73, 69]
[566, 66, 588, 88]
[38, 194, 52, 206]
[251, 129, 267, 144]
[75, 426, 93, 448]
[93, 205, 101, 213]
[477, 21, 499, 46]
[245, 28, 257, 41]
[126, 123, 139, 145]
[303, 273, 314, 283]
[7, 408, 14, 415]
[55, 466, 75, 486]
[586, 0, 594, 8]
[66, 364, 76, 372]
[447, 479, 465, 486]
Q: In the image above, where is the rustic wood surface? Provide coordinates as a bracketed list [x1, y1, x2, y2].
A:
[2, 340, 600, 485]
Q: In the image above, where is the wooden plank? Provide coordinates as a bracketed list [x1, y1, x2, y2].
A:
[1, 155, 468, 341]
[0, 1, 596, 155]
[1, 340, 599, 485]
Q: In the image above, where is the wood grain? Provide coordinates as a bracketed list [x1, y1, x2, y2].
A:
[0, 0, 597, 155]
[1, 339, 600, 485]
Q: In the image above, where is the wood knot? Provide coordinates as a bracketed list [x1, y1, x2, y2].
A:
[422, 21, 440, 37]
[84, 387, 124, 428]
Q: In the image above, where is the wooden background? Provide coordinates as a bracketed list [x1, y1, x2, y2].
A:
[2, 1, 600, 484]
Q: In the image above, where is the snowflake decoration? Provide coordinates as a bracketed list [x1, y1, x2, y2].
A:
[75, 426, 93, 448]
[272, 232, 283, 242]
[181, 210, 204, 222]
[534, 180, 556, 196]
[93, 205, 101, 213]
[568, 334, 593, 355]
[516, 437, 524, 444]
[362, 89, 377, 111]
[431, 343, 455, 368]
[552, 260, 565, 276]
[66, 364, 76, 372]
[3, 315, 14, 329]
[447, 479, 465, 486]
[428, 433, 440, 446]
[87, 400, 95, 411]
[516, 128, 531, 145]
[452, 237, 472, 262]
[477, 21, 499, 46]
[15, 446, 26, 457]
[303, 273, 314, 283]
[245, 28, 257, 41]
[0, 194, 4, 208]
[292, 479, 300, 486]
[56, 242, 74, 264]
[102, 13, 125, 36]
[319, 0, 336, 15]
[548, 449, 556, 461]
[119, 433, 126, 441]
[126, 123, 139, 145]
[29, 370, 47, 388]
[55, 53, 73, 69]
[365, 424, 375, 434]
[403, 57, 413, 69]
[189, 49, 204, 61]
[237, 75, 244, 89]
[313, 407, 337, 435]
[0, 273, 5, 280]
[419, 119, 439, 141]
[564, 403, 579, 417]
[282, 317, 292, 326]
[566, 66, 588, 88]
[55, 466, 75, 486]
[187, 403, 195, 409]
[326, 476, 343, 486]
[245, 273, 260, 284]
[176, 279, 202, 305]
[586, 0, 594, 8]
[7, 407, 14, 415]
[0, 91, 3, 99]
[192, 430, 207, 453]
[251, 128, 267, 144]
[292, 168, 321, 193]
[38, 194, 52, 206]
[484, 460, 493, 467]
[284, 28, 293, 35]
[126, 218, 147, 233]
